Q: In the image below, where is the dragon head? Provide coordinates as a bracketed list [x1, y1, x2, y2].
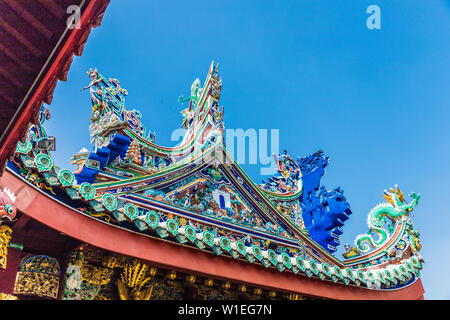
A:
[0, 187, 17, 223]
[384, 185, 420, 213]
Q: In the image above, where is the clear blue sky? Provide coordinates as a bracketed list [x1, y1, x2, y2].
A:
[45, 0, 450, 299]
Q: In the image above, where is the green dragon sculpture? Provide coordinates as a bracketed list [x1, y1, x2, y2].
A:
[354, 185, 420, 253]
[178, 78, 202, 105]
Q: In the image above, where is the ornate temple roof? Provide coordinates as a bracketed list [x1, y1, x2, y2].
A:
[1, 61, 425, 298]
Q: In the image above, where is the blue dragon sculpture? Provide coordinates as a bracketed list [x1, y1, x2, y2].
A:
[298, 150, 352, 253]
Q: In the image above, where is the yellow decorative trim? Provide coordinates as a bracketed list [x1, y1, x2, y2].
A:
[120, 260, 150, 288]
[0, 225, 12, 269]
[287, 293, 304, 300]
[0, 293, 18, 300]
[117, 260, 155, 300]
[101, 254, 131, 269]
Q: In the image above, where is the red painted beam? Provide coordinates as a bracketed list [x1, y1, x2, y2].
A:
[0, 169, 425, 300]
[0, 247, 22, 295]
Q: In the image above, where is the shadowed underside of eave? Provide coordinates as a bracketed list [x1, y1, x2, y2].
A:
[0, 0, 111, 172]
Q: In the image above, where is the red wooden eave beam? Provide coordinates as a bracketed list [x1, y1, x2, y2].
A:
[0, 0, 110, 174]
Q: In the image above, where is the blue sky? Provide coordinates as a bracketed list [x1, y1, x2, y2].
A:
[46, 1, 450, 299]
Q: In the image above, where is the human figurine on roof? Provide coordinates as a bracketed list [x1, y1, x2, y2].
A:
[82, 68, 101, 91]
[211, 64, 220, 81]
[343, 244, 360, 259]
[211, 103, 224, 124]
[180, 105, 194, 129]
[179, 78, 202, 105]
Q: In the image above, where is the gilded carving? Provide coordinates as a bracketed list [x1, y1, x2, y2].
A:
[117, 278, 154, 300]
[62, 246, 116, 300]
[0, 225, 12, 269]
[61, 247, 296, 301]
[287, 293, 304, 300]
[146, 277, 183, 300]
[0, 292, 18, 300]
[82, 246, 105, 262]
[101, 253, 131, 269]
[117, 260, 154, 300]
[80, 263, 114, 285]
[13, 272, 59, 299]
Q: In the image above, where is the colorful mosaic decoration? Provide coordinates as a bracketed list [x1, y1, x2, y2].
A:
[7, 62, 424, 295]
